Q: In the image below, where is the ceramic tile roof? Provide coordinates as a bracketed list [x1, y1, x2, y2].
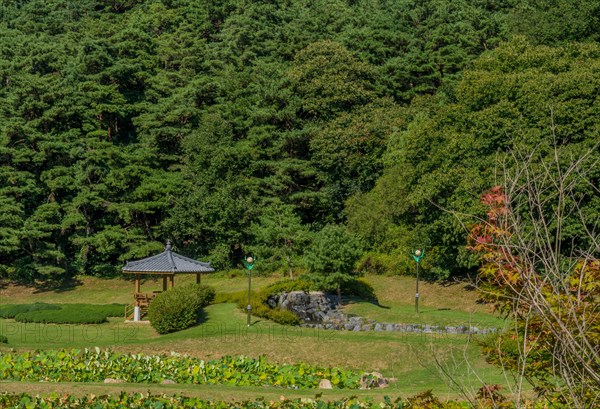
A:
[122, 241, 215, 273]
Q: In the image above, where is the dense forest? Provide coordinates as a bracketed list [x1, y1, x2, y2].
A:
[0, 0, 598, 282]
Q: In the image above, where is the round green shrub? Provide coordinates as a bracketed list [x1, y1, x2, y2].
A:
[0, 335, 7, 344]
[148, 284, 215, 334]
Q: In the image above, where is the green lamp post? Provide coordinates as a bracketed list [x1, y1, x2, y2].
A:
[243, 255, 256, 327]
[413, 249, 424, 313]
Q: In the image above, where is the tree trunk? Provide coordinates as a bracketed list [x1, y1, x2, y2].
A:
[287, 255, 293, 279]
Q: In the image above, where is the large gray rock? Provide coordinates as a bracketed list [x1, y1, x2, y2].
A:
[268, 291, 338, 323]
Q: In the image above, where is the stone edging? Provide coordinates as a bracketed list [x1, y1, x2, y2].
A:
[300, 315, 497, 335]
[270, 291, 498, 335]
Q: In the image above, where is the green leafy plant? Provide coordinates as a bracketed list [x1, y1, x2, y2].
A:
[0, 390, 560, 408]
[0, 392, 383, 409]
[0, 349, 361, 389]
[148, 284, 215, 334]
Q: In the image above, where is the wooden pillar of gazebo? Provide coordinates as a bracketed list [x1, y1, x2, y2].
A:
[169, 274, 174, 288]
[135, 273, 141, 294]
[196, 273, 201, 284]
[162, 276, 168, 291]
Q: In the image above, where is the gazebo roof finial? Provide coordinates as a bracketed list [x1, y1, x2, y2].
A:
[165, 240, 172, 251]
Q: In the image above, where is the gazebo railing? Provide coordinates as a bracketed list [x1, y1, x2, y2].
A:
[125, 292, 159, 320]
[124, 303, 135, 320]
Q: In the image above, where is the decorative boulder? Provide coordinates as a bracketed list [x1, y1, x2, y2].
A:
[268, 291, 338, 323]
[319, 379, 333, 389]
[360, 372, 389, 389]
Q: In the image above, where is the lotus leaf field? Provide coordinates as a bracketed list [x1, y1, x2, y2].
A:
[0, 349, 361, 389]
[0, 392, 481, 409]
[0, 392, 565, 409]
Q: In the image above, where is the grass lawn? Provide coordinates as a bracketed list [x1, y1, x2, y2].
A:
[0, 272, 280, 305]
[341, 276, 506, 328]
[0, 273, 512, 401]
[0, 380, 493, 402]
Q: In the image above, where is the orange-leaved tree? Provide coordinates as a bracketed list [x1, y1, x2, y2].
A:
[468, 144, 599, 408]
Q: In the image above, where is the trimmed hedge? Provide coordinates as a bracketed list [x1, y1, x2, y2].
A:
[148, 284, 215, 334]
[0, 303, 124, 324]
[0, 303, 61, 318]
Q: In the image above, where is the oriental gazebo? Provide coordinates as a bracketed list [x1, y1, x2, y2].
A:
[122, 241, 215, 320]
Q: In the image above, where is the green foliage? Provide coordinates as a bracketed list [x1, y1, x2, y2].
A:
[228, 287, 303, 326]
[310, 100, 406, 219]
[0, 0, 596, 284]
[0, 335, 7, 344]
[347, 38, 600, 280]
[251, 279, 316, 325]
[0, 349, 362, 389]
[251, 303, 301, 326]
[0, 303, 61, 319]
[263, 278, 315, 295]
[340, 278, 377, 302]
[288, 40, 379, 120]
[0, 390, 564, 408]
[358, 251, 413, 277]
[228, 278, 377, 324]
[470, 176, 600, 406]
[222, 279, 316, 325]
[404, 390, 470, 409]
[15, 304, 124, 324]
[148, 284, 215, 334]
[0, 303, 124, 324]
[509, 0, 600, 45]
[1, 392, 375, 409]
[251, 199, 312, 277]
[304, 225, 364, 292]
